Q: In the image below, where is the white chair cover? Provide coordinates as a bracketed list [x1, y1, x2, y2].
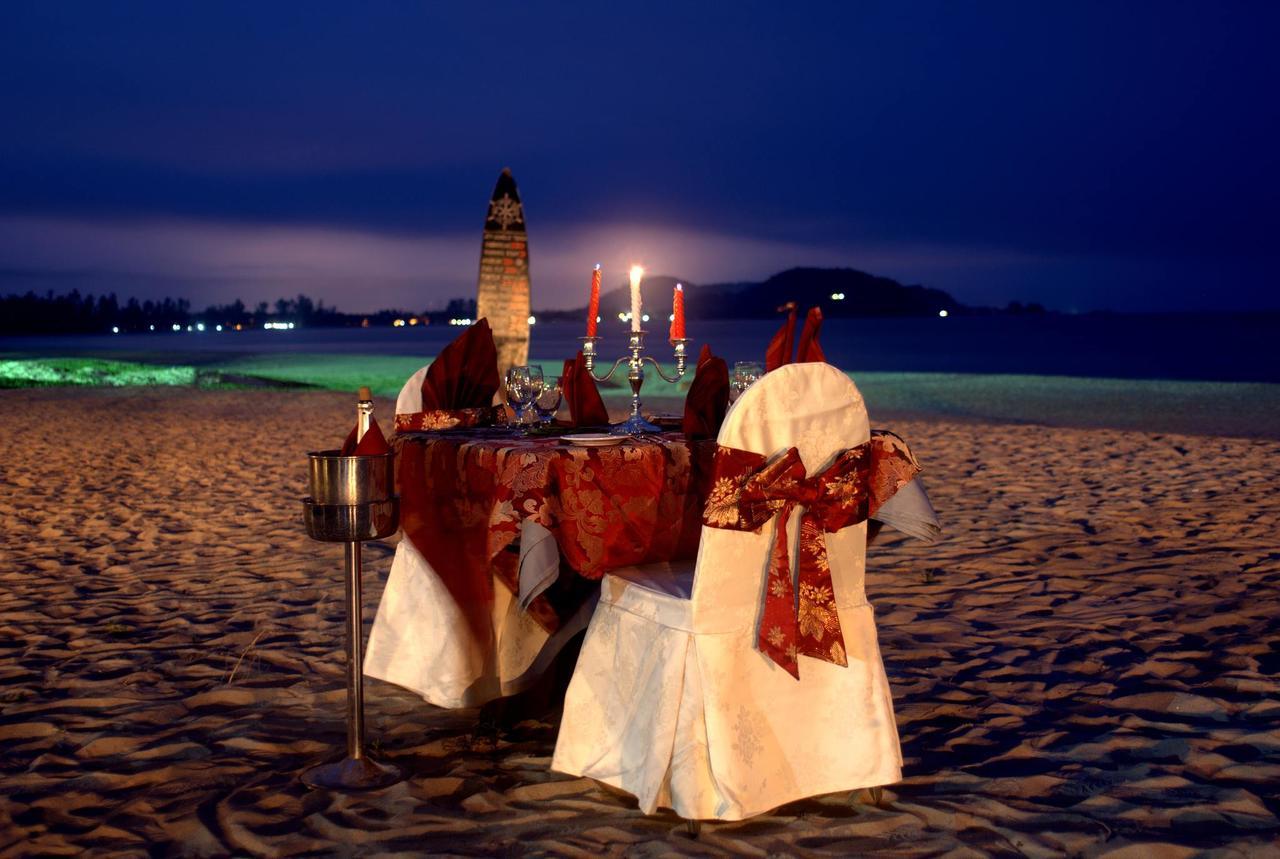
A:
[551, 363, 902, 820]
[364, 368, 596, 708]
[394, 365, 428, 416]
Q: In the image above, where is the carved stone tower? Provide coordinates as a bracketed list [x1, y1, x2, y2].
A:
[475, 168, 530, 379]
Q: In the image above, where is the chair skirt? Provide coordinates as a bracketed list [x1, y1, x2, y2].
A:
[551, 569, 903, 821]
[364, 538, 595, 708]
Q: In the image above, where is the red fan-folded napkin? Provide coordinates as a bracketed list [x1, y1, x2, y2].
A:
[766, 303, 827, 370]
[562, 351, 609, 427]
[340, 414, 390, 456]
[683, 345, 729, 440]
[765, 302, 798, 371]
[421, 318, 501, 410]
[796, 306, 826, 363]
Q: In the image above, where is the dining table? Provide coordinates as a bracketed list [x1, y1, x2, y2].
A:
[394, 425, 718, 640]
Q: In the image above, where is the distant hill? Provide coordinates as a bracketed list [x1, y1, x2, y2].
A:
[579, 266, 965, 320]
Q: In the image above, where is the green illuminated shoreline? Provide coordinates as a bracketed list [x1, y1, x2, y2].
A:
[2, 354, 1277, 440]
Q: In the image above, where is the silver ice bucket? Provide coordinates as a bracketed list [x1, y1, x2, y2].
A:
[302, 450, 398, 543]
[306, 450, 395, 506]
[302, 496, 399, 542]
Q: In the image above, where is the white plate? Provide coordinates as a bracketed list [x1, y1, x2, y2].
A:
[564, 433, 625, 447]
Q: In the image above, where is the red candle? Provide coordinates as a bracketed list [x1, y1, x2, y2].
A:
[586, 264, 601, 338]
[669, 282, 686, 342]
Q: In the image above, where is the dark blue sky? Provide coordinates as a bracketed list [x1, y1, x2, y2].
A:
[1, 2, 1276, 312]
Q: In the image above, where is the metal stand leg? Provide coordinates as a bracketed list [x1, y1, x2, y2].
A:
[301, 540, 402, 791]
[345, 541, 365, 760]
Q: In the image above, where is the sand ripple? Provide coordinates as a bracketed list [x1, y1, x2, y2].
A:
[1, 387, 1277, 856]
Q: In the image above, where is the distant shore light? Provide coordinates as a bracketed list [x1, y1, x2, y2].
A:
[641, 313, 650, 323]
[196, 322, 206, 332]
[938, 309, 949, 318]
[831, 292, 846, 301]
[111, 326, 119, 334]
[393, 318, 406, 327]
[172, 323, 181, 332]
[527, 315, 537, 325]
[149, 324, 155, 331]
[408, 317, 419, 326]
[215, 324, 223, 332]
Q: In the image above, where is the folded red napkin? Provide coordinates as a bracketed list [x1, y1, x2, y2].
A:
[765, 302, 798, 371]
[683, 345, 729, 440]
[795, 306, 826, 363]
[340, 414, 390, 456]
[562, 351, 609, 427]
[766, 304, 826, 370]
[421, 318, 501, 410]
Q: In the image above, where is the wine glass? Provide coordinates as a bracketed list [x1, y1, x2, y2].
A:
[505, 366, 537, 425]
[533, 375, 563, 424]
[524, 365, 545, 425]
[731, 361, 764, 401]
[511, 365, 545, 426]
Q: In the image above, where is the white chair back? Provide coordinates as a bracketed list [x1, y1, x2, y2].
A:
[691, 363, 871, 627]
[395, 366, 429, 416]
[554, 362, 902, 820]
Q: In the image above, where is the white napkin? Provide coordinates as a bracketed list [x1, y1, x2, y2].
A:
[517, 519, 561, 609]
[872, 478, 942, 543]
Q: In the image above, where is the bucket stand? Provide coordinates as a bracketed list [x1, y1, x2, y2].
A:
[300, 449, 402, 791]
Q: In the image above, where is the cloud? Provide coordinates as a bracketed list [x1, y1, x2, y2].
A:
[0, 216, 474, 308]
[5, 214, 1274, 313]
[0, 214, 1062, 310]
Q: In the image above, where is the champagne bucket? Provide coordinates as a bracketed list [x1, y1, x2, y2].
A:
[307, 450, 395, 506]
[302, 497, 399, 542]
[299, 443, 402, 791]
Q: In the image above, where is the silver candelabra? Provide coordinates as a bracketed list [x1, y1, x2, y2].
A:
[581, 331, 689, 434]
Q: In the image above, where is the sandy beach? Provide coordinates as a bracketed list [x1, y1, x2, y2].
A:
[2, 385, 1277, 857]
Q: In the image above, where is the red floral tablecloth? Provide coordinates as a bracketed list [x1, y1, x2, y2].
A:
[395, 429, 716, 636]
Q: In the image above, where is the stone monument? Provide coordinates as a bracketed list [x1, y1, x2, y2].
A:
[476, 168, 530, 379]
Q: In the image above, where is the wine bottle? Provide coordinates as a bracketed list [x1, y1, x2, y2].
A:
[356, 386, 373, 443]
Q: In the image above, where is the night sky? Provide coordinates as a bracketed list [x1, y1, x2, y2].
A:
[2, 2, 1276, 313]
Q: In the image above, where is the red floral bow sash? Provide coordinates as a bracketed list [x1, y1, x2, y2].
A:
[702, 432, 921, 678]
[394, 405, 505, 433]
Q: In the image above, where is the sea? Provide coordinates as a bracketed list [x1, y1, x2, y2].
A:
[4, 314, 1277, 384]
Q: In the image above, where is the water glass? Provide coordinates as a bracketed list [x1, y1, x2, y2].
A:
[533, 375, 563, 424]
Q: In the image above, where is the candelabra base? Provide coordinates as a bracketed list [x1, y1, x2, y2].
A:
[611, 413, 663, 436]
